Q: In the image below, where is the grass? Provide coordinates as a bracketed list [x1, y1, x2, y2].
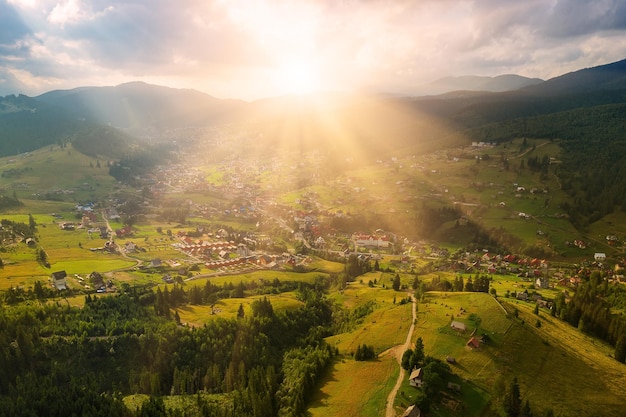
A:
[497, 300, 626, 417]
[175, 292, 304, 325]
[0, 144, 115, 201]
[185, 270, 326, 288]
[308, 354, 398, 417]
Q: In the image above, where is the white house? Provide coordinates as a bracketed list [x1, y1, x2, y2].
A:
[450, 321, 466, 332]
[594, 253, 606, 262]
[51, 271, 67, 291]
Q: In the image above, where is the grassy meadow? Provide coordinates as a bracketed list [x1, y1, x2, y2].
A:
[308, 354, 398, 417]
[0, 144, 115, 201]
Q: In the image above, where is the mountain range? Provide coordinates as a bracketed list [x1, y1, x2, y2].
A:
[416, 74, 544, 96]
[0, 57, 625, 159]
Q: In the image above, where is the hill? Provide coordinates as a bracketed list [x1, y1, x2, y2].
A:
[418, 74, 543, 96]
[36, 81, 247, 129]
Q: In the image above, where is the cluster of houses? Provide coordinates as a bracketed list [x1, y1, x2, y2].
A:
[352, 233, 391, 248]
[50, 270, 112, 292]
[449, 252, 549, 278]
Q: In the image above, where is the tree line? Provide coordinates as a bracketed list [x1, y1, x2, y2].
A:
[0, 280, 336, 417]
[551, 271, 626, 363]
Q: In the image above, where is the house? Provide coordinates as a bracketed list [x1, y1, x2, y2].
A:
[594, 253, 606, 262]
[237, 243, 250, 257]
[450, 321, 466, 333]
[401, 405, 421, 417]
[89, 271, 105, 289]
[446, 356, 457, 364]
[59, 222, 75, 230]
[149, 259, 162, 268]
[115, 226, 133, 238]
[409, 368, 424, 388]
[466, 337, 481, 349]
[516, 292, 529, 301]
[536, 275, 549, 289]
[124, 241, 137, 253]
[51, 271, 67, 290]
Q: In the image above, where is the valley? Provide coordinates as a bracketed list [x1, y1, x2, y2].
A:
[1, 59, 626, 417]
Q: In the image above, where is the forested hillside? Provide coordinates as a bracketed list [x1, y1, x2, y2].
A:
[0, 280, 336, 417]
[467, 103, 626, 228]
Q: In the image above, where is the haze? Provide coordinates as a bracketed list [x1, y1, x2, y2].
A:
[2, 0, 626, 99]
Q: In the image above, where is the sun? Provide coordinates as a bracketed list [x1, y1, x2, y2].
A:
[274, 60, 322, 95]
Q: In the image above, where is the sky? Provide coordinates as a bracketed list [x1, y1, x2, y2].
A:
[1, 0, 626, 100]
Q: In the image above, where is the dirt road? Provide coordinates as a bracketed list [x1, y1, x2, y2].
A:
[385, 294, 417, 417]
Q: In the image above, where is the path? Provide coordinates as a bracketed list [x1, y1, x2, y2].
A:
[385, 293, 417, 417]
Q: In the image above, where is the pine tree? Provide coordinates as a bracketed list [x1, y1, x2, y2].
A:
[237, 303, 245, 319]
[520, 399, 533, 417]
[28, 214, 36, 231]
[410, 337, 425, 370]
[504, 377, 521, 417]
[392, 273, 401, 291]
[401, 349, 413, 370]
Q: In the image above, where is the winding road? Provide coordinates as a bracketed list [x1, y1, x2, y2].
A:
[385, 294, 417, 417]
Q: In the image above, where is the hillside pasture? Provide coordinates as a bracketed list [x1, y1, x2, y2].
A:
[175, 291, 304, 325]
[498, 300, 626, 417]
[308, 354, 398, 417]
[0, 144, 115, 201]
[187, 270, 326, 288]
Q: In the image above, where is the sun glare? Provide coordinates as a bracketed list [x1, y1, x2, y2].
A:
[274, 60, 321, 95]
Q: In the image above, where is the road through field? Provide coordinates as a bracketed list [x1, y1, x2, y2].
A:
[385, 294, 416, 417]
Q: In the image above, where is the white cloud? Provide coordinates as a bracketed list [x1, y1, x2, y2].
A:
[1, 0, 625, 99]
[48, 0, 85, 26]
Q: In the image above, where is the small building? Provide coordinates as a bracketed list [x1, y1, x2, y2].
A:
[446, 356, 456, 364]
[466, 337, 481, 350]
[51, 271, 67, 291]
[124, 241, 137, 253]
[450, 321, 466, 333]
[59, 222, 75, 230]
[401, 404, 421, 417]
[409, 368, 424, 388]
[536, 275, 549, 289]
[89, 271, 105, 289]
[594, 253, 606, 262]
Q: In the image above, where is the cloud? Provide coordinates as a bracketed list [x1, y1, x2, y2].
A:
[0, 1, 32, 52]
[1, 0, 626, 99]
[544, 0, 626, 37]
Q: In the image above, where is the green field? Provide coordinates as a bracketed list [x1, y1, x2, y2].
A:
[308, 355, 398, 417]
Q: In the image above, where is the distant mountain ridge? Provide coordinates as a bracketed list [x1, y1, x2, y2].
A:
[520, 57, 626, 95]
[0, 57, 625, 160]
[36, 81, 247, 129]
[418, 74, 544, 96]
